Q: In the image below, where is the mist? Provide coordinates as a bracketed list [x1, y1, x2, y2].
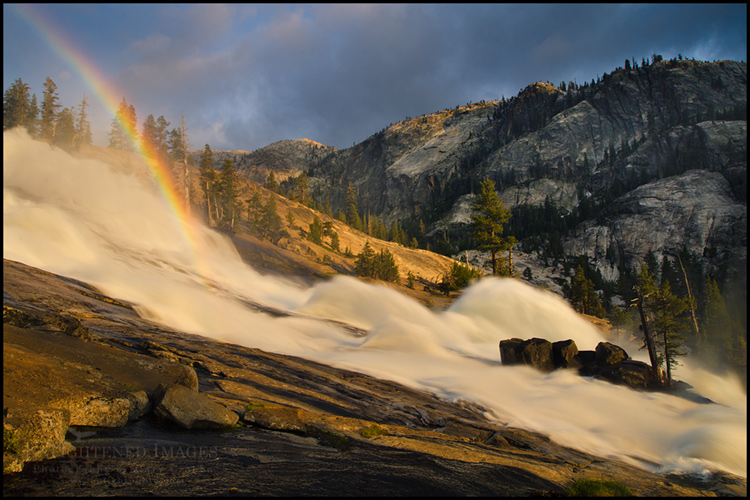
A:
[3, 128, 746, 478]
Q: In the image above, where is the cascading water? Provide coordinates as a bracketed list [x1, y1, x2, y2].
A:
[3, 128, 746, 478]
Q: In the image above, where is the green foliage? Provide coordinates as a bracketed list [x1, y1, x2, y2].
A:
[258, 195, 286, 243]
[570, 265, 606, 318]
[217, 159, 240, 230]
[53, 107, 76, 149]
[307, 216, 323, 245]
[40, 77, 59, 140]
[245, 402, 266, 411]
[650, 280, 689, 384]
[309, 428, 350, 451]
[4, 427, 20, 454]
[345, 183, 363, 231]
[567, 478, 632, 497]
[470, 176, 513, 275]
[354, 242, 400, 282]
[109, 97, 137, 151]
[360, 424, 388, 438]
[699, 277, 745, 373]
[266, 171, 278, 193]
[3, 78, 31, 131]
[440, 262, 481, 293]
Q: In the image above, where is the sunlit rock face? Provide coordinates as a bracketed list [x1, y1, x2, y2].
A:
[190, 60, 745, 294]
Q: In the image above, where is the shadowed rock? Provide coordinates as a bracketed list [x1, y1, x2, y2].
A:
[152, 383, 239, 430]
[595, 342, 629, 366]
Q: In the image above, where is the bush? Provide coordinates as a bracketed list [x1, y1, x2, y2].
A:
[360, 424, 388, 438]
[439, 262, 481, 293]
[354, 242, 400, 283]
[567, 478, 632, 497]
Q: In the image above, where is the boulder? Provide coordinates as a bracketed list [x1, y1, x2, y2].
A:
[243, 406, 309, 432]
[126, 390, 151, 421]
[499, 338, 525, 365]
[3, 406, 74, 473]
[152, 383, 239, 430]
[52, 395, 131, 428]
[552, 340, 580, 369]
[599, 360, 656, 389]
[595, 342, 629, 366]
[519, 338, 555, 372]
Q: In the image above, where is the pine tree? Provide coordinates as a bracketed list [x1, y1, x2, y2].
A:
[74, 93, 92, 147]
[155, 116, 170, 155]
[266, 171, 278, 193]
[40, 77, 59, 140]
[246, 192, 262, 231]
[109, 98, 134, 150]
[470, 176, 513, 276]
[375, 248, 400, 282]
[345, 183, 363, 231]
[25, 93, 39, 137]
[259, 195, 284, 243]
[3, 78, 31, 131]
[198, 144, 217, 225]
[307, 216, 323, 245]
[650, 280, 689, 385]
[634, 264, 663, 382]
[168, 128, 185, 160]
[699, 277, 735, 367]
[141, 114, 159, 152]
[218, 159, 239, 231]
[53, 107, 76, 148]
[354, 241, 377, 278]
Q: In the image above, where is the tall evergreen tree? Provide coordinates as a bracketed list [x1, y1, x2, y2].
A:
[141, 114, 159, 152]
[470, 176, 514, 275]
[53, 107, 76, 148]
[3, 78, 31, 131]
[25, 93, 39, 137]
[218, 159, 239, 231]
[198, 144, 217, 225]
[699, 277, 735, 367]
[74, 93, 92, 146]
[168, 128, 185, 160]
[40, 77, 59, 140]
[266, 171, 278, 192]
[345, 183, 363, 231]
[259, 195, 284, 243]
[650, 280, 689, 385]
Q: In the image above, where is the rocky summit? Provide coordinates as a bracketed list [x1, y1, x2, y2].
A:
[4, 259, 746, 496]
[201, 58, 746, 296]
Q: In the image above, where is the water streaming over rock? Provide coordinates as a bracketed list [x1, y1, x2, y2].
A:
[3, 128, 746, 478]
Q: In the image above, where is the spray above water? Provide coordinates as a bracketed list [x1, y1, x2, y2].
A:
[3, 128, 746, 478]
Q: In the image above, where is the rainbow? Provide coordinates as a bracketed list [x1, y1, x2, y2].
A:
[11, 4, 213, 286]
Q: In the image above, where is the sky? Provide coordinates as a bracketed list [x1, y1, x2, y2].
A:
[3, 3, 747, 153]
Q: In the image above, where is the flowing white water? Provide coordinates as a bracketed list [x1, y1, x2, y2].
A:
[3, 128, 746, 478]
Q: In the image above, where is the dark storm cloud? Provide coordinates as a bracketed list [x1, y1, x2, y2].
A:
[4, 4, 746, 152]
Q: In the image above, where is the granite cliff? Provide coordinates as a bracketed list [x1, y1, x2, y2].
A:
[202, 58, 746, 296]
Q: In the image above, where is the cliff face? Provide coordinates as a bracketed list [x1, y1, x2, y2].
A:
[312, 58, 747, 286]
[209, 59, 746, 289]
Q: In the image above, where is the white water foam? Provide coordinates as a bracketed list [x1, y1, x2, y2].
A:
[4, 128, 746, 478]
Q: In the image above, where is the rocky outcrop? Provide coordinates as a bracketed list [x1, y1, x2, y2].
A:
[152, 383, 239, 430]
[3, 259, 743, 496]
[500, 337, 657, 390]
[563, 169, 747, 283]
[189, 139, 337, 186]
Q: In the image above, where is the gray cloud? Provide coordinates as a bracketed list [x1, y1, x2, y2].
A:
[4, 4, 746, 152]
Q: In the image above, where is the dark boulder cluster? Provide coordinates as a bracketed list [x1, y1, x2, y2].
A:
[499, 337, 657, 390]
